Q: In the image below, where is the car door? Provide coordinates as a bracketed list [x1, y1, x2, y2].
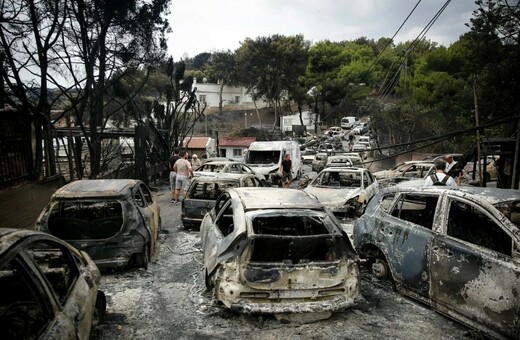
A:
[0, 243, 77, 340]
[362, 170, 378, 200]
[140, 183, 160, 240]
[430, 196, 520, 338]
[202, 194, 236, 275]
[132, 185, 155, 250]
[24, 238, 93, 339]
[384, 192, 440, 297]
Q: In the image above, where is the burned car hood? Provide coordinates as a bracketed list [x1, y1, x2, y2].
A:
[372, 170, 397, 180]
[304, 186, 362, 205]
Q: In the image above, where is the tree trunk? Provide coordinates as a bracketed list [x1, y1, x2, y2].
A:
[219, 79, 224, 115]
[253, 99, 262, 129]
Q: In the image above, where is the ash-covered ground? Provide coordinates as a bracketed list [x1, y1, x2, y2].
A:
[91, 181, 475, 340]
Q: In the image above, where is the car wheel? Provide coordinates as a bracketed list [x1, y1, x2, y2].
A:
[92, 291, 107, 329]
[485, 172, 491, 182]
[372, 258, 390, 280]
[134, 244, 149, 269]
[205, 268, 213, 290]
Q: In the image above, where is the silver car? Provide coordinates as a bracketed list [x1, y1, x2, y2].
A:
[200, 187, 360, 321]
[304, 167, 379, 219]
[354, 186, 520, 339]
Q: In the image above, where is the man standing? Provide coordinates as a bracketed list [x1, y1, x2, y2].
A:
[173, 151, 194, 204]
[445, 154, 462, 185]
[425, 159, 457, 188]
[279, 154, 292, 189]
[191, 154, 202, 168]
[169, 148, 180, 203]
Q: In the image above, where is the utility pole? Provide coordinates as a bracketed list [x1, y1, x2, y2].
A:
[474, 78, 483, 187]
[512, 117, 520, 189]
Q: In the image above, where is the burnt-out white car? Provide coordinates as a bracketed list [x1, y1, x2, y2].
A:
[35, 179, 160, 269]
[304, 167, 379, 219]
[182, 173, 263, 230]
[354, 186, 520, 339]
[200, 187, 360, 321]
[0, 228, 106, 339]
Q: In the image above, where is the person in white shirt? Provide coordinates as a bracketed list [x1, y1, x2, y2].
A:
[444, 154, 462, 185]
[424, 159, 458, 188]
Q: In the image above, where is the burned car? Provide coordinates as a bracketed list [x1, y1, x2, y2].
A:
[311, 152, 328, 172]
[35, 179, 160, 269]
[200, 187, 360, 320]
[324, 155, 353, 168]
[182, 173, 263, 230]
[373, 160, 435, 187]
[354, 186, 520, 339]
[0, 228, 106, 339]
[304, 167, 379, 219]
[194, 160, 266, 182]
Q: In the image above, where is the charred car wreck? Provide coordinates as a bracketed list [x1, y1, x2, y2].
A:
[0, 228, 105, 339]
[304, 167, 379, 219]
[201, 187, 360, 321]
[354, 186, 520, 339]
[35, 179, 161, 269]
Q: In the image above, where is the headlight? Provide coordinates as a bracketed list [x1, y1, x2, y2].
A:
[345, 196, 360, 209]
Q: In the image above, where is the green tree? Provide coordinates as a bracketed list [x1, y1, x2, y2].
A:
[235, 34, 310, 128]
[463, 0, 520, 126]
[205, 50, 237, 115]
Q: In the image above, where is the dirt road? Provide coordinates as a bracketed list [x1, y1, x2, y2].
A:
[91, 182, 473, 340]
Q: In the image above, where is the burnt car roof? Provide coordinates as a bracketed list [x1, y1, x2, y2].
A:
[52, 179, 141, 199]
[192, 173, 254, 182]
[0, 228, 66, 256]
[321, 167, 364, 173]
[229, 187, 323, 210]
[382, 185, 520, 205]
[201, 160, 244, 165]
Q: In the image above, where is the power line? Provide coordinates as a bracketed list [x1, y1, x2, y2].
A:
[364, 111, 520, 165]
[377, 0, 452, 100]
[366, 0, 423, 74]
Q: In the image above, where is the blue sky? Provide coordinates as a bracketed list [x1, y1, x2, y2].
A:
[167, 0, 476, 60]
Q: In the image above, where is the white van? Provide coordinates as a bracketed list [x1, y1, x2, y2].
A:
[341, 116, 358, 129]
[245, 141, 301, 185]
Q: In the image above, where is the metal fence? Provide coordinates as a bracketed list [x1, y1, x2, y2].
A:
[0, 135, 33, 185]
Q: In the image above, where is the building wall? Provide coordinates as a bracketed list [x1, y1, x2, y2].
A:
[280, 111, 317, 132]
[219, 146, 246, 159]
[195, 81, 268, 110]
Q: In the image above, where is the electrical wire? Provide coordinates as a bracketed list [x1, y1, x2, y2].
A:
[366, 0, 423, 74]
[377, 0, 452, 100]
[364, 111, 520, 164]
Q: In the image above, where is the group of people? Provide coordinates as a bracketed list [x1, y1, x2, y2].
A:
[169, 149, 201, 204]
[425, 154, 462, 188]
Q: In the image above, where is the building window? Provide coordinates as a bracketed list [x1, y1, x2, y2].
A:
[235, 96, 240, 104]
[199, 95, 206, 103]
[233, 149, 242, 157]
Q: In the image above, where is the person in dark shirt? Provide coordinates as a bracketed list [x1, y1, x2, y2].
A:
[279, 154, 292, 188]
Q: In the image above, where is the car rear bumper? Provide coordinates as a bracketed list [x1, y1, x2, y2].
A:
[229, 294, 356, 315]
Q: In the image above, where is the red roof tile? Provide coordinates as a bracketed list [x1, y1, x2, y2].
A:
[183, 137, 210, 149]
[218, 136, 256, 147]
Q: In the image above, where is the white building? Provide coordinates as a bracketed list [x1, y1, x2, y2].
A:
[194, 79, 267, 112]
[280, 111, 319, 134]
[218, 136, 256, 160]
